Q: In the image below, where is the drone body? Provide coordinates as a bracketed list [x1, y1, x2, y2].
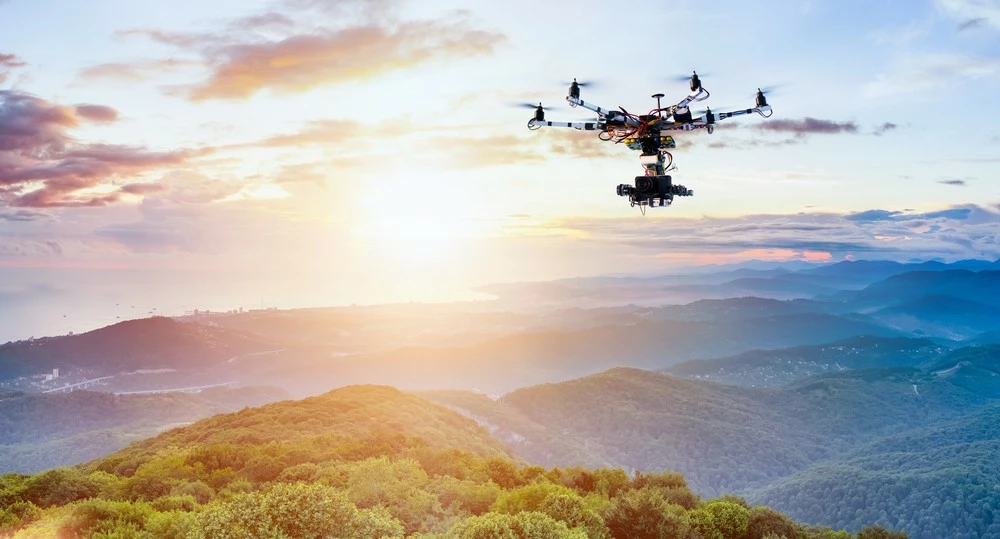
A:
[525, 72, 773, 211]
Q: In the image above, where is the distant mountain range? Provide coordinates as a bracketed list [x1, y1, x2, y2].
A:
[425, 349, 1000, 538]
[0, 317, 271, 381]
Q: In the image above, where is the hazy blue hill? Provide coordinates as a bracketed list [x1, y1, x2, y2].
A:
[0, 317, 272, 380]
[869, 295, 1000, 339]
[968, 328, 1000, 345]
[651, 296, 835, 323]
[428, 363, 1000, 497]
[751, 403, 1000, 539]
[0, 386, 288, 474]
[666, 336, 947, 386]
[256, 312, 898, 395]
[846, 270, 1000, 309]
[917, 345, 1000, 397]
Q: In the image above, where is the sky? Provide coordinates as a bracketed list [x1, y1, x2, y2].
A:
[0, 0, 999, 339]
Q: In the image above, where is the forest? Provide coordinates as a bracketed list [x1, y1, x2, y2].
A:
[0, 385, 904, 538]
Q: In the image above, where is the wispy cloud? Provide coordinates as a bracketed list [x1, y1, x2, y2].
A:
[0, 90, 208, 207]
[938, 0, 1000, 31]
[873, 122, 898, 136]
[957, 16, 988, 30]
[0, 53, 25, 85]
[939, 179, 968, 186]
[756, 117, 859, 136]
[515, 204, 1000, 262]
[79, 59, 204, 83]
[107, 3, 504, 101]
[865, 53, 1000, 97]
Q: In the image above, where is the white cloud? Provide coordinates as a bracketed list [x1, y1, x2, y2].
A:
[864, 53, 1000, 97]
[937, 0, 1000, 30]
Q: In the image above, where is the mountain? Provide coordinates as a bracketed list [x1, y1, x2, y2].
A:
[0, 386, 288, 474]
[666, 336, 947, 387]
[249, 312, 898, 396]
[0, 317, 272, 381]
[1, 384, 897, 539]
[868, 295, 1000, 339]
[426, 358, 1000, 495]
[751, 403, 1000, 539]
[843, 270, 1000, 310]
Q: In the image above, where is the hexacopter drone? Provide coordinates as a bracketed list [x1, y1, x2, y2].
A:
[524, 72, 773, 212]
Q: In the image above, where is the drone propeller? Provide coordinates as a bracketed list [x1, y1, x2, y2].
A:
[562, 78, 599, 88]
[755, 84, 787, 97]
[512, 102, 555, 110]
[668, 70, 713, 82]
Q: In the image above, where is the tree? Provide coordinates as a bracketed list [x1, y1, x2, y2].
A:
[446, 511, 587, 539]
[701, 501, 750, 539]
[190, 482, 404, 539]
[601, 487, 693, 539]
[856, 525, 907, 539]
[747, 506, 801, 539]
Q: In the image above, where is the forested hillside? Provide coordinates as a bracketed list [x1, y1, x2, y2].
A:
[0, 387, 288, 474]
[0, 385, 899, 538]
[666, 336, 946, 386]
[752, 404, 1000, 539]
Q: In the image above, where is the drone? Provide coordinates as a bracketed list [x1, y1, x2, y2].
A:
[523, 71, 773, 212]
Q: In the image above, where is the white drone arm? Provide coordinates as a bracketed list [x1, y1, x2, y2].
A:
[710, 105, 773, 122]
[527, 119, 605, 130]
[658, 104, 774, 132]
[566, 96, 638, 126]
[670, 87, 710, 111]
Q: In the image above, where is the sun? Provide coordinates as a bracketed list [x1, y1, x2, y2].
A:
[350, 169, 486, 268]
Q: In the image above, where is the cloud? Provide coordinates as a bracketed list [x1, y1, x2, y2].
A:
[0, 90, 207, 207]
[526, 204, 1000, 262]
[190, 21, 502, 100]
[112, 4, 504, 101]
[0, 209, 47, 221]
[938, 0, 1000, 31]
[865, 53, 1000, 97]
[957, 16, 988, 30]
[939, 179, 967, 186]
[873, 122, 898, 136]
[79, 59, 203, 83]
[74, 104, 119, 122]
[756, 117, 859, 136]
[418, 129, 620, 168]
[845, 210, 902, 222]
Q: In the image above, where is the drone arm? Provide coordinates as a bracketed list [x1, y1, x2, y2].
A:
[659, 104, 774, 131]
[566, 96, 639, 126]
[670, 87, 710, 111]
[710, 105, 773, 122]
[528, 119, 605, 131]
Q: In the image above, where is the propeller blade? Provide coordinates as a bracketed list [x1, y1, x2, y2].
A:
[757, 84, 787, 95]
[562, 79, 600, 88]
[511, 102, 555, 110]
[668, 70, 713, 82]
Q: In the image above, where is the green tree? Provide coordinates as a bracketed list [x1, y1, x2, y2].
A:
[856, 524, 907, 539]
[601, 487, 692, 539]
[747, 506, 801, 539]
[701, 501, 750, 539]
[190, 482, 404, 539]
[446, 511, 587, 538]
